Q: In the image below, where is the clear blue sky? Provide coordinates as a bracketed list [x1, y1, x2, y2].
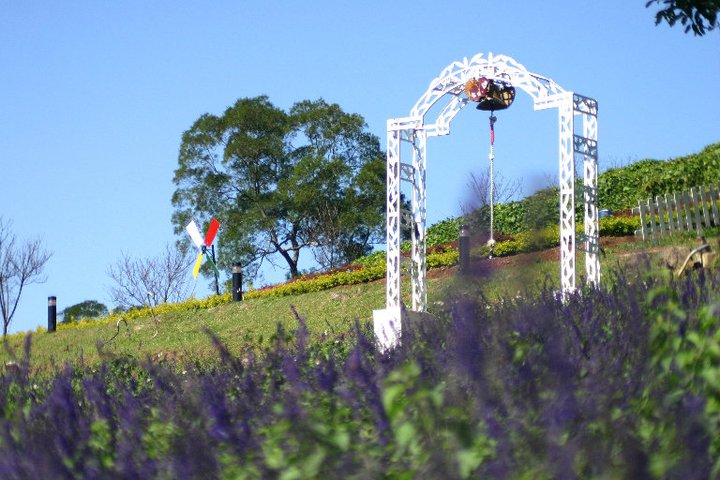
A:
[1, 1, 718, 334]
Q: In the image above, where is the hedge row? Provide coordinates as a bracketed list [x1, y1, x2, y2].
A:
[599, 142, 720, 212]
[463, 142, 720, 235]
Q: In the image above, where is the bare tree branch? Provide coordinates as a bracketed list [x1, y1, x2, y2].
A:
[462, 167, 522, 214]
[107, 243, 194, 310]
[0, 218, 52, 336]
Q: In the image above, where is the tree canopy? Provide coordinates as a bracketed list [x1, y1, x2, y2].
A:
[172, 97, 386, 279]
[646, 0, 720, 35]
[60, 300, 108, 324]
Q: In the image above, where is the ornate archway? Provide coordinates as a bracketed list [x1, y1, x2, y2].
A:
[374, 53, 599, 349]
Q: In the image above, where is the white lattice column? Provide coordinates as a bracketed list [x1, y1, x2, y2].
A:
[385, 125, 402, 313]
[575, 95, 600, 286]
[558, 95, 576, 292]
[375, 119, 422, 350]
[411, 131, 427, 311]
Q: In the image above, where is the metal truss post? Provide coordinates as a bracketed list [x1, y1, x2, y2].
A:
[383, 124, 402, 323]
[558, 96, 576, 292]
[411, 131, 427, 311]
[574, 95, 600, 286]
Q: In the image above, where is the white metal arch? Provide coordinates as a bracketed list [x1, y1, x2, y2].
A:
[374, 53, 600, 350]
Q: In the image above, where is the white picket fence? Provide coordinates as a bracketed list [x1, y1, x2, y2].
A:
[633, 183, 720, 241]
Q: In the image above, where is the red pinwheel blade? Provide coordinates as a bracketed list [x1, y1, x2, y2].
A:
[204, 218, 220, 246]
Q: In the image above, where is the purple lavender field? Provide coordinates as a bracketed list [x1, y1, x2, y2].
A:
[1, 266, 719, 479]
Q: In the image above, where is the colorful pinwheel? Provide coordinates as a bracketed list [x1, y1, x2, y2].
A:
[185, 218, 221, 278]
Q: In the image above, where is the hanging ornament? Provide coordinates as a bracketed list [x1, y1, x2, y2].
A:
[465, 77, 516, 111]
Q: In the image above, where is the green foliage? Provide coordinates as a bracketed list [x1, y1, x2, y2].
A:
[465, 186, 569, 235]
[381, 361, 496, 478]
[426, 217, 463, 247]
[522, 186, 562, 230]
[88, 419, 115, 469]
[599, 215, 640, 236]
[493, 201, 530, 233]
[643, 280, 720, 476]
[61, 300, 108, 324]
[427, 249, 459, 268]
[599, 142, 720, 212]
[143, 409, 177, 461]
[646, 0, 720, 36]
[462, 142, 720, 233]
[172, 96, 385, 279]
[249, 263, 386, 299]
[483, 225, 559, 257]
[352, 250, 385, 267]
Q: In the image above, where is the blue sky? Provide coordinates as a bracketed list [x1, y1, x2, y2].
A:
[1, 1, 718, 334]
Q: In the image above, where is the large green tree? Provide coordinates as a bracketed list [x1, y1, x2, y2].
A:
[172, 96, 385, 279]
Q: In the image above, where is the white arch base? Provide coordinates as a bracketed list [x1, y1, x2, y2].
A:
[374, 53, 599, 351]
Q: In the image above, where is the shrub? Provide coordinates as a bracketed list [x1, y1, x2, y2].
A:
[599, 215, 639, 236]
[427, 217, 463, 247]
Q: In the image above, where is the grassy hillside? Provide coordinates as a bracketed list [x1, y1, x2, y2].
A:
[2, 259, 570, 369]
[5, 231, 712, 369]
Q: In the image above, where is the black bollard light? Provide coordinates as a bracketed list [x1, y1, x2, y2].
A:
[232, 262, 243, 302]
[48, 296, 57, 333]
[459, 224, 470, 274]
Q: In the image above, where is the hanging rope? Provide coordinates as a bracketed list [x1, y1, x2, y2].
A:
[488, 113, 497, 258]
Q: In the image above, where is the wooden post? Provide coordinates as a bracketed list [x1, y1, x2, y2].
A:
[709, 183, 719, 227]
[701, 185, 711, 229]
[665, 193, 676, 236]
[648, 198, 658, 243]
[683, 190, 694, 233]
[656, 195, 666, 238]
[691, 187, 703, 234]
[636, 201, 648, 240]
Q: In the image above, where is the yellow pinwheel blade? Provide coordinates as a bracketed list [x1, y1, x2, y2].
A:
[192, 252, 203, 278]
